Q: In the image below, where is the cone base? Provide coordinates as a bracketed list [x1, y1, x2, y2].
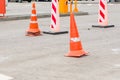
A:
[92, 25, 115, 28]
[26, 31, 41, 36]
[43, 31, 68, 35]
[65, 49, 88, 57]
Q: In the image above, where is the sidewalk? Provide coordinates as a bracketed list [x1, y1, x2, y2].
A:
[0, 2, 89, 22]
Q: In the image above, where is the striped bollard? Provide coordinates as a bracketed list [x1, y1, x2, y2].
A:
[92, 0, 114, 28]
[43, 0, 68, 35]
[50, 0, 59, 32]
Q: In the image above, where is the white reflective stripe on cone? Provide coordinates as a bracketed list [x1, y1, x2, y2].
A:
[30, 21, 38, 23]
[70, 37, 80, 42]
[32, 8, 35, 10]
[31, 14, 36, 17]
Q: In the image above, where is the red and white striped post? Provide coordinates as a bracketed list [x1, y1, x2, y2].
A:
[92, 0, 114, 28]
[43, 0, 68, 35]
[98, 0, 108, 26]
[50, 0, 59, 32]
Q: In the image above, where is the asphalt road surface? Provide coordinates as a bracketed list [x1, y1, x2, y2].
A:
[0, 3, 120, 80]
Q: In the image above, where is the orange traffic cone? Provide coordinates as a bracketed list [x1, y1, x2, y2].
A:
[0, 0, 6, 17]
[65, 13, 88, 57]
[26, 2, 41, 36]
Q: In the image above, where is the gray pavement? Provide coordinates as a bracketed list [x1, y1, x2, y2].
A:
[0, 2, 120, 80]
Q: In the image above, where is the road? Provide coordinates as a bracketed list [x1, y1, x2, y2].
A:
[0, 3, 120, 80]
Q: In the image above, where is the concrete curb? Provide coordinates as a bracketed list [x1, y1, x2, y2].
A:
[60, 11, 89, 17]
[0, 11, 88, 22]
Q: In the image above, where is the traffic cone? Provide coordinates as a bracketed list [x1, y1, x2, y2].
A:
[65, 13, 88, 57]
[26, 2, 41, 36]
[92, 0, 114, 28]
[43, 0, 68, 35]
[0, 0, 6, 17]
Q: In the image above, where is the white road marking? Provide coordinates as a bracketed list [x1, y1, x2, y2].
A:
[0, 73, 13, 80]
[112, 48, 120, 54]
[113, 64, 120, 69]
[0, 56, 9, 63]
